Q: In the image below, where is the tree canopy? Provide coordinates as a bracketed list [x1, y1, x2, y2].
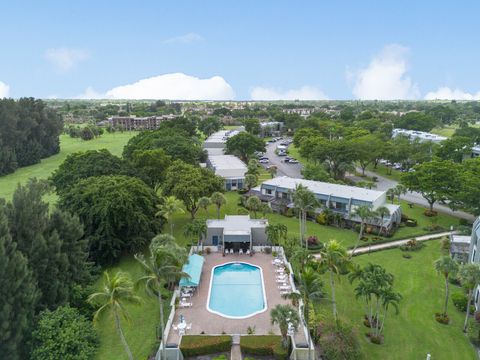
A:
[225, 132, 265, 162]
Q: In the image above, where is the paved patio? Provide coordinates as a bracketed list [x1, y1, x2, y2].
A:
[167, 252, 307, 345]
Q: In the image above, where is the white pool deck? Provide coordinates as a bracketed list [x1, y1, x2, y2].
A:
[166, 252, 307, 345]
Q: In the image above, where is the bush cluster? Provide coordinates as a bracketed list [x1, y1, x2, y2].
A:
[435, 312, 450, 324]
[180, 336, 232, 357]
[452, 292, 475, 313]
[399, 239, 425, 252]
[240, 336, 288, 360]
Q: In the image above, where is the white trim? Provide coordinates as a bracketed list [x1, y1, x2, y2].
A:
[206, 261, 268, 319]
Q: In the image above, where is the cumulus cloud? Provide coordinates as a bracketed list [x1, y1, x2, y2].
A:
[424, 86, 480, 100]
[163, 32, 204, 44]
[0, 81, 9, 97]
[44, 48, 90, 71]
[250, 86, 329, 100]
[77, 73, 235, 100]
[351, 44, 420, 100]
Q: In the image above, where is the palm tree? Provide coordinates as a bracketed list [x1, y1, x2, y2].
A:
[260, 203, 271, 218]
[291, 184, 319, 249]
[184, 219, 207, 250]
[267, 165, 277, 178]
[135, 243, 188, 360]
[210, 192, 226, 219]
[88, 271, 141, 360]
[270, 304, 300, 348]
[386, 188, 395, 204]
[376, 206, 390, 236]
[435, 256, 459, 317]
[394, 184, 407, 203]
[296, 267, 324, 359]
[318, 240, 348, 324]
[377, 287, 402, 338]
[266, 223, 288, 250]
[246, 196, 262, 218]
[156, 196, 185, 235]
[459, 263, 480, 332]
[351, 205, 376, 257]
[198, 196, 211, 218]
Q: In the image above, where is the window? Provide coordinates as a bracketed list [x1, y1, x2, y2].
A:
[266, 189, 272, 195]
[472, 246, 477, 263]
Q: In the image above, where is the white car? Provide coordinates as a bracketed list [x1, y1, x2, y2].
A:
[259, 158, 269, 163]
[289, 159, 299, 164]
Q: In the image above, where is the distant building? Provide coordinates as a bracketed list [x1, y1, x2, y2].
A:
[260, 121, 283, 137]
[104, 115, 177, 130]
[203, 128, 244, 154]
[253, 176, 401, 230]
[204, 215, 268, 250]
[468, 218, 480, 309]
[282, 108, 314, 118]
[207, 155, 247, 191]
[392, 128, 447, 144]
[466, 145, 480, 159]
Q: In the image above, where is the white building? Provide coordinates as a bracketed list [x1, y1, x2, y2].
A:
[206, 155, 247, 191]
[392, 128, 447, 143]
[203, 128, 244, 153]
[468, 218, 480, 309]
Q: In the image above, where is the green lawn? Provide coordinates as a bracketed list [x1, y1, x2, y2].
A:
[0, 132, 137, 201]
[319, 241, 477, 360]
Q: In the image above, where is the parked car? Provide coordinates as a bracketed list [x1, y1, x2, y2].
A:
[289, 159, 299, 164]
[278, 151, 287, 156]
[259, 158, 269, 163]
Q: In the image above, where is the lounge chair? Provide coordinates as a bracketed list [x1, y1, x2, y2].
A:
[239, 249, 243, 255]
[172, 324, 178, 331]
[278, 285, 291, 290]
[246, 249, 250, 255]
[186, 323, 192, 330]
[179, 302, 192, 308]
[280, 290, 291, 295]
[230, 248, 234, 254]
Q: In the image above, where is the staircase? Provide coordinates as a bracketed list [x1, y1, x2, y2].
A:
[231, 335, 242, 360]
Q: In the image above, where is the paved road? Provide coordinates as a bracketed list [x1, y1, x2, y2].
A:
[264, 141, 303, 178]
[312, 231, 452, 258]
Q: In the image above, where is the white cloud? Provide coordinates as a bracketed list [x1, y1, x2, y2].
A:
[351, 44, 420, 100]
[424, 86, 480, 100]
[0, 81, 9, 97]
[77, 73, 235, 100]
[163, 32, 204, 44]
[250, 86, 329, 100]
[44, 48, 90, 71]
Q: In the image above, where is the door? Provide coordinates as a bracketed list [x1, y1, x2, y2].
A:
[212, 235, 219, 246]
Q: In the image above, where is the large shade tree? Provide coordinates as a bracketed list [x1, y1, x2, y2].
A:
[225, 132, 265, 162]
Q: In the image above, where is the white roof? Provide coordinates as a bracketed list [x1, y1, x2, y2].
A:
[203, 128, 244, 147]
[208, 155, 247, 178]
[392, 128, 447, 143]
[261, 176, 385, 203]
[207, 215, 268, 231]
[451, 235, 471, 244]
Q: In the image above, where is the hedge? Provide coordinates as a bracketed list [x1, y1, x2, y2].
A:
[240, 335, 289, 360]
[180, 336, 232, 357]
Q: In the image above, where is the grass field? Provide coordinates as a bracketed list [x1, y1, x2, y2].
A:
[0, 132, 137, 201]
[319, 240, 477, 360]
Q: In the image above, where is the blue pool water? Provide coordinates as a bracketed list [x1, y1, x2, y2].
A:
[208, 262, 266, 318]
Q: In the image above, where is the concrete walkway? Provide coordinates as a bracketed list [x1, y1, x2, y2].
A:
[313, 231, 452, 258]
[231, 335, 242, 360]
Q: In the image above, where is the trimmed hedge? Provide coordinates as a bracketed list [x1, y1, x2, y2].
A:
[180, 335, 232, 357]
[240, 335, 288, 360]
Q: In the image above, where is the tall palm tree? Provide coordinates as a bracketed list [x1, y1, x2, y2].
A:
[210, 192, 226, 219]
[267, 165, 277, 178]
[377, 287, 402, 337]
[296, 267, 325, 360]
[459, 263, 480, 332]
[270, 304, 300, 348]
[435, 256, 459, 317]
[184, 219, 207, 250]
[266, 223, 288, 250]
[135, 243, 188, 360]
[376, 206, 390, 236]
[291, 184, 318, 249]
[246, 196, 262, 218]
[386, 188, 395, 204]
[88, 271, 141, 360]
[198, 196, 211, 218]
[318, 240, 349, 324]
[394, 184, 407, 203]
[351, 205, 376, 257]
[156, 196, 185, 235]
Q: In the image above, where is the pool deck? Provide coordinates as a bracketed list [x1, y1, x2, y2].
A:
[167, 252, 307, 345]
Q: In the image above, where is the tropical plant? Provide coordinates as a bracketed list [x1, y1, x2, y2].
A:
[318, 240, 349, 324]
[135, 241, 188, 360]
[184, 219, 208, 249]
[394, 184, 407, 203]
[351, 205, 376, 256]
[291, 184, 319, 249]
[266, 224, 288, 250]
[210, 192, 226, 219]
[156, 195, 185, 235]
[247, 159, 261, 177]
[270, 304, 300, 348]
[267, 165, 277, 178]
[376, 206, 390, 236]
[198, 197, 211, 218]
[459, 263, 480, 332]
[386, 188, 395, 204]
[435, 256, 459, 318]
[88, 271, 141, 360]
[244, 174, 258, 191]
[246, 196, 262, 218]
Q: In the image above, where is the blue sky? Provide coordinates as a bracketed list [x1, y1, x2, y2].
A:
[1, 1, 480, 100]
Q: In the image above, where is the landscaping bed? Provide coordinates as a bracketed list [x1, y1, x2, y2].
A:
[240, 336, 288, 360]
[180, 336, 232, 357]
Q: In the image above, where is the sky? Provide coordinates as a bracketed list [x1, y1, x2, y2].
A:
[1, 1, 480, 101]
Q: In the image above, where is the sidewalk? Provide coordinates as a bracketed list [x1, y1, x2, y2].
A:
[313, 231, 452, 258]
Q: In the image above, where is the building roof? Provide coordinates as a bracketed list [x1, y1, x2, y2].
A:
[261, 176, 385, 203]
[208, 155, 247, 178]
[451, 235, 471, 244]
[392, 128, 447, 143]
[207, 215, 268, 232]
[179, 254, 204, 287]
[203, 128, 244, 147]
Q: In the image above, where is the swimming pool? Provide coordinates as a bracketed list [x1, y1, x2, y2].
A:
[207, 262, 267, 319]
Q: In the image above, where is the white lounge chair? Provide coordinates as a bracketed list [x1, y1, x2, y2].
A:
[230, 249, 234, 254]
[246, 249, 250, 255]
[172, 324, 178, 331]
[179, 302, 192, 308]
[278, 285, 291, 290]
[239, 249, 243, 255]
[186, 323, 192, 330]
[280, 290, 291, 295]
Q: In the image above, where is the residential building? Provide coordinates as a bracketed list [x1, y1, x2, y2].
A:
[392, 128, 447, 143]
[260, 121, 283, 137]
[103, 114, 177, 130]
[206, 155, 247, 191]
[468, 217, 480, 309]
[450, 233, 471, 263]
[203, 128, 244, 152]
[253, 176, 402, 230]
[466, 145, 480, 159]
[203, 215, 268, 251]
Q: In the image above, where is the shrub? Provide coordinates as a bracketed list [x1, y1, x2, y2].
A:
[369, 334, 383, 345]
[316, 213, 327, 225]
[402, 253, 412, 259]
[319, 321, 361, 360]
[307, 235, 318, 246]
[467, 319, 480, 346]
[240, 336, 288, 360]
[459, 218, 470, 226]
[285, 208, 294, 218]
[424, 209, 438, 217]
[205, 247, 211, 255]
[180, 336, 232, 356]
[452, 292, 475, 313]
[212, 355, 228, 360]
[264, 247, 272, 254]
[435, 312, 450, 324]
[247, 326, 256, 335]
[399, 239, 425, 252]
[405, 219, 417, 227]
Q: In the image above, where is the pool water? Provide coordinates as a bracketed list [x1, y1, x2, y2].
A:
[207, 262, 267, 319]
